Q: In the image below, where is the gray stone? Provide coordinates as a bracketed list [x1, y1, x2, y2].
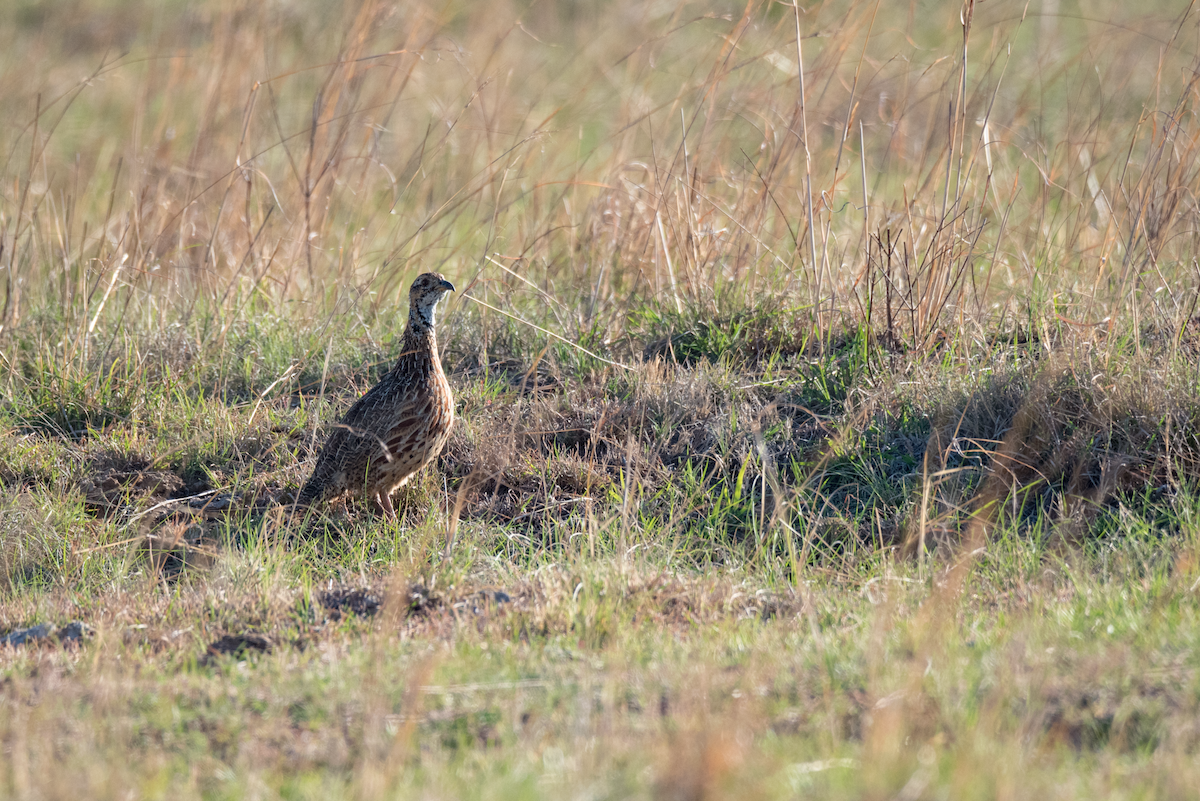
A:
[0, 621, 93, 647]
[2, 623, 55, 647]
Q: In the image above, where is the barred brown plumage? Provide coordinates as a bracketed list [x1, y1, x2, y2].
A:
[297, 272, 455, 519]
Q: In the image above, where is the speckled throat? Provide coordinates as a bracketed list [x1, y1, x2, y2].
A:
[393, 309, 440, 383]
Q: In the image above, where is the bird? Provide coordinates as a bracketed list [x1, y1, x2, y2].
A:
[296, 272, 456, 519]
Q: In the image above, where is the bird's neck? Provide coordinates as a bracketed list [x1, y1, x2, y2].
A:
[397, 311, 438, 366]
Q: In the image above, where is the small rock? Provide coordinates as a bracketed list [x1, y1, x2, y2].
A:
[1, 623, 55, 647]
[59, 621, 93, 642]
[0, 621, 91, 648]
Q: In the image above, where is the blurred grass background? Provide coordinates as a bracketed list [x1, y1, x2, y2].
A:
[4, 0, 1196, 342]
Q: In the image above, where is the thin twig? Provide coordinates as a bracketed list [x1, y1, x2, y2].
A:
[793, 1, 820, 346]
[248, 362, 298, 428]
[127, 490, 220, 525]
[463, 294, 635, 372]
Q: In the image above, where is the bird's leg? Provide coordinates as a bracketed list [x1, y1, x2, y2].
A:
[379, 491, 397, 521]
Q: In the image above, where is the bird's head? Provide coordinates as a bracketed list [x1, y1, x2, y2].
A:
[408, 272, 456, 328]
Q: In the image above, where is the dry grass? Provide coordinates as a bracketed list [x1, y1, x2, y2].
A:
[3, 0, 1200, 797]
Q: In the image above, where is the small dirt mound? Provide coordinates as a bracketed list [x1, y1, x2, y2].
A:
[80, 455, 183, 518]
[202, 633, 272, 664]
[319, 587, 384, 619]
[139, 512, 222, 578]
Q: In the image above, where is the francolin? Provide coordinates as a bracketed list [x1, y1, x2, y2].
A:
[297, 272, 455, 518]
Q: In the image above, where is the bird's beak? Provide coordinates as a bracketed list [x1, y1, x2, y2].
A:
[440, 279, 456, 292]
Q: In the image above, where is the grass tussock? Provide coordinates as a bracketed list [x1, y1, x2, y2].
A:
[3, 0, 1200, 797]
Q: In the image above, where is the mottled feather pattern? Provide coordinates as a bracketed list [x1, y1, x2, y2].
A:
[298, 273, 455, 517]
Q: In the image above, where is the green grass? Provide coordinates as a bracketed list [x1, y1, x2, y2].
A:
[3, 526, 1199, 798]
[4, 311, 1199, 797]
